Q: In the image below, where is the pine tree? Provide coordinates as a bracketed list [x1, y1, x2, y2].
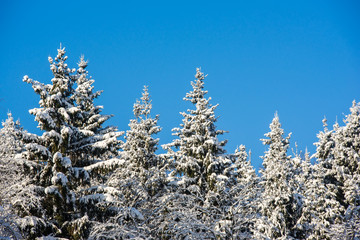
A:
[212, 145, 260, 239]
[333, 101, 360, 209]
[23, 46, 76, 161]
[72, 57, 122, 166]
[163, 68, 227, 195]
[20, 46, 124, 239]
[326, 100, 360, 239]
[0, 113, 25, 158]
[89, 86, 164, 239]
[108, 85, 164, 199]
[255, 113, 302, 239]
[298, 118, 345, 239]
[229, 146, 260, 239]
[23, 48, 122, 164]
[158, 68, 229, 239]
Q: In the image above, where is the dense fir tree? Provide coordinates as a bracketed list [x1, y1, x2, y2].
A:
[333, 101, 360, 209]
[159, 68, 230, 239]
[89, 86, 165, 239]
[72, 56, 122, 166]
[299, 118, 345, 239]
[23, 46, 76, 161]
[255, 113, 302, 239]
[23, 47, 121, 164]
[227, 146, 260, 239]
[326, 101, 360, 239]
[0, 113, 25, 158]
[15, 46, 122, 239]
[163, 68, 227, 195]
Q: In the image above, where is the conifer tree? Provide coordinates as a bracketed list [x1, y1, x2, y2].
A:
[326, 100, 360, 238]
[23, 47, 121, 164]
[299, 118, 345, 239]
[23, 46, 76, 161]
[159, 68, 229, 239]
[333, 101, 360, 209]
[0, 113, 25, 158]
[108, 85, 163, 198]
[90, 86, 164, 239]
[163, 68, 227, 195]
[255, 113, 302, 239]
[229, 146, 260, 239]
[72, 57, 122, 166]
[19, 46, 123, 239]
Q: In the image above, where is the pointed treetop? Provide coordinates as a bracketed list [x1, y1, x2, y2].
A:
[78, 55, 88, 71]
[133, 86, 152, 119]
[184, 67, 209, 104]
[56, 44, 66, 60]
[322, 116, 328, 131]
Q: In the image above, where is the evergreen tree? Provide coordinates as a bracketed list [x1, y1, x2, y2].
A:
[23, 46, 76, 161]
[333, 101, 360, 210]
[0, 112, 25, 158]
[23, 47, 121, 164]
[299, 118, 345, 239]
[90, 86, 165, 239]
[72, 57, 122, 166]
[107, 85, 164, 200]
[213, 145, 260, 239]
[159, 68, 229, 239]
[255, 113, 302, 239]
[229, 146, 260, 239]
[19, 46, 123, 239]
[163, 68, 227, 195]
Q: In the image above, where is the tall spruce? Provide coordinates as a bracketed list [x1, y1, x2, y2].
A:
[163, 68, 227, 195]
[255, 113, 302, 239]
[90, 86, 164, 239]
[158, 68, 228, 239]
[299, 118, 344, 239]
[72, 57, 122, 166]
[23, 47, 121, 164]
[23, 46, 76, 161]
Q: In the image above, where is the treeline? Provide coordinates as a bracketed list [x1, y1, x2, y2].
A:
[0, 47, 359, 239]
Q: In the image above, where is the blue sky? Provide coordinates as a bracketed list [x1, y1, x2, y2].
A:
[0, 0, 359, 170]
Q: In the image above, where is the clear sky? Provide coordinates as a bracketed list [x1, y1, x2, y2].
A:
[0, 0, 359, 170]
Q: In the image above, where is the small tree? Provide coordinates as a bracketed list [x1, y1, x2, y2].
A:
[0, 113, 25, 158]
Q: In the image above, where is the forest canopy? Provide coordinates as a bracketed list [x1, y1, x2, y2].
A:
[0, 47, 359, 239]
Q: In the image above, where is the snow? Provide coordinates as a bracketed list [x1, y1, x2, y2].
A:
[51, 172, 68, 186]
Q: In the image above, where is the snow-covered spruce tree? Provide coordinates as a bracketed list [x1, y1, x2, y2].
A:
[163, 68, 227, 196]
[255, 113, 302, 239]
[159, 68, 228, 239]
[72, 56, 122, 167]
[210, 145, 260, 239]
[23, 46, 76, 161]
[0, 113, 48, 239]
[298, 118, 345, 239]
[89, 86, 165, 239]
[110, 86, 164, 195]
[225, 145, 260, 239]
[0, 112, 25, 158]
[20, 47, 123, 239]
[328, 100, 360, 238]
[23, 47, 121, 164]
[299, 161, 344, 240]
